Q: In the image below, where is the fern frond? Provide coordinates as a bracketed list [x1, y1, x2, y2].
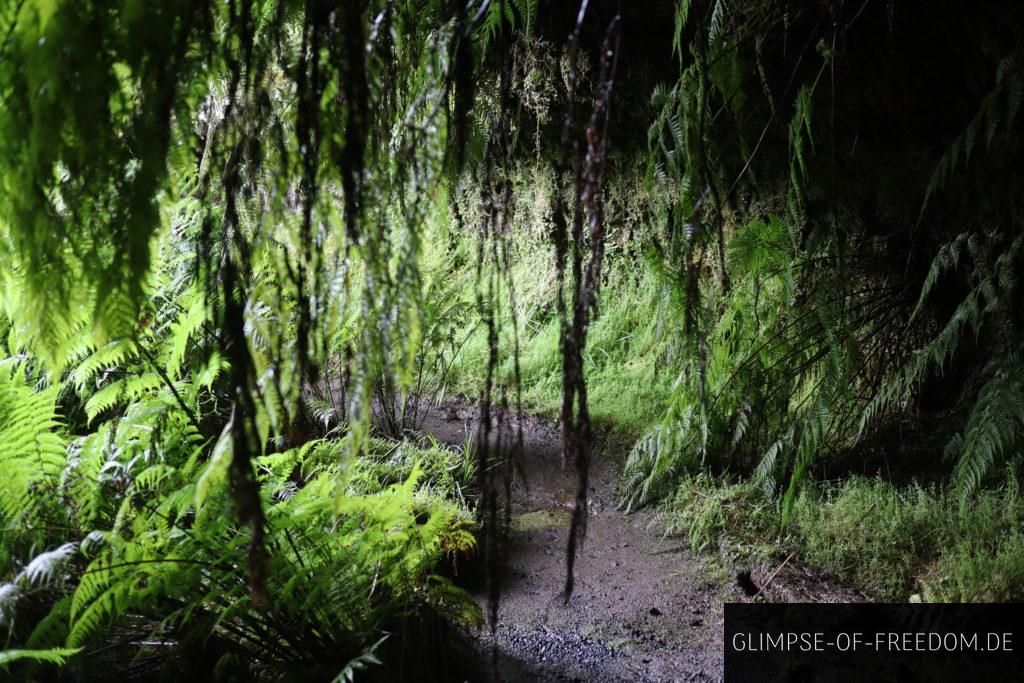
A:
[910, 232, 969, 322]
[333, 635, 387, 683]
[952, 354, 1024, 499]
[0, 364, 67, 524]
[21, 543, 77, 588]
[164, 291, 205, 377]
[84, 373, 165, 423]
[0, 647, 82, 668]
[69, 340, 139, 392]
[923, 52, 1024, 210]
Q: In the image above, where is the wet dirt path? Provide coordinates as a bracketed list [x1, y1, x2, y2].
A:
[422, 403, 730, 682]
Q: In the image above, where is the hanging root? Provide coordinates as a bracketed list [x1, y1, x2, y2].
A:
[561, 11, 621, 605]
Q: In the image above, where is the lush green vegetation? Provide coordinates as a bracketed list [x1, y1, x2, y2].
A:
[444, 0, 1024, 603]
[1, 0, 1023, 679]
[444, 176, 1024, 602]
[0, 0, 501, 677]
[657, 471, 1024, 602]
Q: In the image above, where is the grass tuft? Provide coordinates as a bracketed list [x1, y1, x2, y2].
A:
[657, 470, 1024, 602]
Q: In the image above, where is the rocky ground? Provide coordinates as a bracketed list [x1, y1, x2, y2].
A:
[423, 404, 726, 681]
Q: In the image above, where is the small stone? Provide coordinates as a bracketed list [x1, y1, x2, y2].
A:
[649, 607, 662, 616]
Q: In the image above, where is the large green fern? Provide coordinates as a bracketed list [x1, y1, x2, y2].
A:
[947, 355, 1024, 500]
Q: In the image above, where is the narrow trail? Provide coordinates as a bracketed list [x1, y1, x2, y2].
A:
[422, 403, 731, 682]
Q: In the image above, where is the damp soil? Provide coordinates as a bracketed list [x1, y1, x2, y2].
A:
[422, 402, 724, 681]
[421, 400, 865, 682]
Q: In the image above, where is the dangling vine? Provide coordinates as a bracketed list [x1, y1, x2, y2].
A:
[556, 2, 622, 602]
